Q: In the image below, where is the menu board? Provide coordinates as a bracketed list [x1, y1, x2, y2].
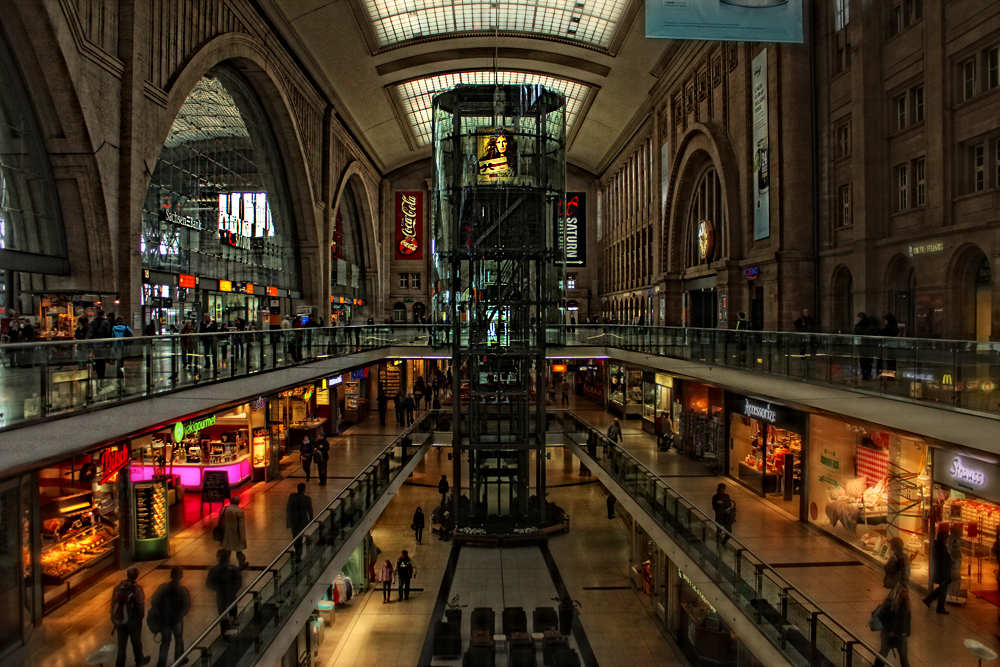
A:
[252, 428, 268, 468]
[380, 366, 401, 397]
[134, 480, 168, 560]
[202, 471, 231, 505]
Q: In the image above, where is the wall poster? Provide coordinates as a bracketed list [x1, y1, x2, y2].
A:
[564, 193, 587, 267]
[394, 191, 423, 260]
[752, 50, 771, 241]
[646, 0, 803, 43]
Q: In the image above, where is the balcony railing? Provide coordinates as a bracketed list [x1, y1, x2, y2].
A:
[1, 323, 997, 433]
[558, 411, 892, 667]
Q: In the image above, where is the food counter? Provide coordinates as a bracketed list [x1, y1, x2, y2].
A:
[131, 455, 252, 489]
[40, 523, 117, 585]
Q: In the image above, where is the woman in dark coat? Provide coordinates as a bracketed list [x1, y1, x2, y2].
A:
[921, 532, 952, 613]
[412, 507, 425, 544]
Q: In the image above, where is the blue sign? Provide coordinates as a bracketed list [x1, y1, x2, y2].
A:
[350, 368, 369, 381]
[329, 376, 344, 386]
[646, 0, 803, 44]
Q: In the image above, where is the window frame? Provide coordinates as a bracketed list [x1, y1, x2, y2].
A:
[912, 86, 924, 123]
[896, 94, 908, 131]
[837, 184, 852, 228]
[897, 164, 909, 211]
[972, 144, 986, 192]
[410, 272, 421, 289]
[963, 59, 978, 101]
[914, 157, 926, 207]
[399, 273, 409, 289]
[836, 121, 851, 158]
[988, 47, 999, 91]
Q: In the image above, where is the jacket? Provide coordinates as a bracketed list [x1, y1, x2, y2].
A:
[878, 585, 911, 639]
[396, 555, 415, 580]
[930, 539, 953, 584]
[712, 493, 733, 524]
[286, 492, 314, 532]
[110, 578, 145, 626]
[438, 479, 450, 495]
[206, 562, 243, 605]
[412, 510, 425, 528]
[150, 581, 191, 626]
[379, 564, 395, 583]
[218, 505, 247, 552]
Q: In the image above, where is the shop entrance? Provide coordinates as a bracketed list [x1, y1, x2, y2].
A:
[208, 292, 260, 328]
[727, 396, 805, 520]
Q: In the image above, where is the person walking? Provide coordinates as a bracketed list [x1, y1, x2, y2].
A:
[286, 483, 314, 561]
[217, 495, 248, 570]
[180, 321, 197, 370]
[206, 550, 243, 639]
[198, 312, 219, 374]
[438, 475, 450, 506]
[560, 377, 571, 405]
[422, 382, 433, 409]
[874, 582, 911, 667]
[883, 537, 909, 589]
[712, 483, 736, 543]
[793, 309, 815, 332]
[403, 393, 415, 425]
[396, 550, 416, 601]
[394, 392, 405, 426]
[314, 436, 330, 486]
[150, 566, 191, 667]
[412, 507, 425, 544]
[111, 567, 150, 667]
[606, 419, 622, 446]
[300, 436, 314, 482]
[854, 312, 879, 380]
[86, 309, 113, 383]
[74, 316, 90, 369]
[922, 532, 952, 613]
[606, 493, 616, 519]
[377, 393, 388, 425]
[379, 560, 395, 603]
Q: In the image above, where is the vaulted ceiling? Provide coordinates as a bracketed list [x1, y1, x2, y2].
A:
[260, 0, 669, 175]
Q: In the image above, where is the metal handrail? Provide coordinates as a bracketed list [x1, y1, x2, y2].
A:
[561, 410, 892, 666]
[170, 410, 436, 667]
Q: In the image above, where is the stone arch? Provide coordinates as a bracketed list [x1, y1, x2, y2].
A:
[946, 243, 992, 340]
[332, 163, 382, 306]
[883, 254, 915, 335]
[153, 33, 324, 302]
[663, 123, 743, 275]
[829, 265, 854, 334]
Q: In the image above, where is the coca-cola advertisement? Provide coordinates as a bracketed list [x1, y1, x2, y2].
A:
[394, 191, 423, 260]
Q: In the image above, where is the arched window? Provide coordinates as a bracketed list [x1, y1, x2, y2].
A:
[686, 167, 724, 269]
[331, 182, 368, 301]
[393, 302, 407, 323]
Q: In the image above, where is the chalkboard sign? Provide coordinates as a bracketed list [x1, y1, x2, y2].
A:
[202, 471, 231, 505]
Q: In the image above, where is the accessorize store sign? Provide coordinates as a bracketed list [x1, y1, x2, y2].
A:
[646, 0, 803, 43]
[934, 450, 1000, 502]
[564, 193, 587, 267]
[727, 394, 806, 433]
[395, 191, 423, 260]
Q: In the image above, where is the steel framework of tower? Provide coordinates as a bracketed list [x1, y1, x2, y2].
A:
[431, 84, 566, 526]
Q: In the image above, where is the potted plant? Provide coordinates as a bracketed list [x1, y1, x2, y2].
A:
[552, 596, 581, 635]
[445, 594, 467, 625]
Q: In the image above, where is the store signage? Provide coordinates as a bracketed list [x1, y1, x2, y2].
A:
[218, 280, 232, 292]
[752, 50, 771, 240]
[568, 365, 598, 372]
[395, 191, 424, 260]
[53, 369, 89, 383]
[252, 397, 266, 411]
[743, 399, 777, 423]
[268, 286, 278, 297]
[179, 274, 198, 289]
[329, 376, 343, 386]
[164, 210, 203, 231]
[552, 364, 567, 372]
[563, 193, 587, 267]
[219, 229, 251, 251]
[933, 450, 1000, 502]
[234, 282, 253, 294]
[100, 445, 131, 485]
[697, 220, 714, 260]
[744, 267, 760, 280]
[172, 414, 217, 442]
[909, 242, 944, 257]
[317, 388, 330, 405]
[351, 368, 369, 380]
[655, 373, 673, 388]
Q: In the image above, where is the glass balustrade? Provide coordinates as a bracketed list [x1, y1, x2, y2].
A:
[557, 411, 891, 667]
[170, 412, 437, 667]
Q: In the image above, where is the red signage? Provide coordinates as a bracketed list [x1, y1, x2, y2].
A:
[394, 191, 423, 260]
[100, 445, 131, 485]
[179, 274, 197, 289]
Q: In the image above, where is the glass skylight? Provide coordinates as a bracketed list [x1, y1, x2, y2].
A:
[394, 71, 591, 146]
[365, 0, 628, 49]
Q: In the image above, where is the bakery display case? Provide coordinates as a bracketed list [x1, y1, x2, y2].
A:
[134, 480, 169, 560]
[40, 521, 117, 585]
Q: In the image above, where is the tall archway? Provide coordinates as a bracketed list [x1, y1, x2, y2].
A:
[883, 254, 915, 336]
[830, 265, 854, 334]
[141, 67, 301, 329]
[948, 244, 992, 341]
[330, 177, 371, 322]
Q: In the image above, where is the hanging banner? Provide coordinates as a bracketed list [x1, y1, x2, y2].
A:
[752, 50, 771, 241]
[646, 0, 803, 43]
[564, 193, 587, 267]
[394, 191, 424, 260]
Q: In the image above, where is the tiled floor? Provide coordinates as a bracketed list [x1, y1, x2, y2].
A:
[569, 401, 1000, 667]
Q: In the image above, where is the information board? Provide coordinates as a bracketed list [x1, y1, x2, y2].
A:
[201, 470, 231, 505]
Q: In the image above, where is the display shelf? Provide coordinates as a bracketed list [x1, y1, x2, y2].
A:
[40, 523, 118, 584]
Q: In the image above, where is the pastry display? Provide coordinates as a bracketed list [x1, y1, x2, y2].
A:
[40, 524, 117, 582]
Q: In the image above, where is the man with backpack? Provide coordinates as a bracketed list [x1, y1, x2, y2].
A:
[86, 309, 113, 382]
[150, 566, 191, 667]
[110, 567, 150, 667]
[206, 550, 244, 639]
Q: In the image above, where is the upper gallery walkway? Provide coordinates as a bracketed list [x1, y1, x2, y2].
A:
[2, 324, 999, 473]
[560, 403, 1000, 667]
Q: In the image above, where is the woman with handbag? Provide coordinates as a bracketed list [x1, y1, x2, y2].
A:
[873, 582, 911, 667]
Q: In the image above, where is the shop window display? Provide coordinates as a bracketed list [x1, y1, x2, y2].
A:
[608, 364, 625, 407]
[807, 417, 930, 585]
[680, 383, 723, 465]
[676, 570, 736, 666]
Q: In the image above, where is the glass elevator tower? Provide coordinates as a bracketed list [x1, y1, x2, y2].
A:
[431, 85, 566, 525]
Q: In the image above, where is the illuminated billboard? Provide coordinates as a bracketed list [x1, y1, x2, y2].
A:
[476, 128, 517, 185]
